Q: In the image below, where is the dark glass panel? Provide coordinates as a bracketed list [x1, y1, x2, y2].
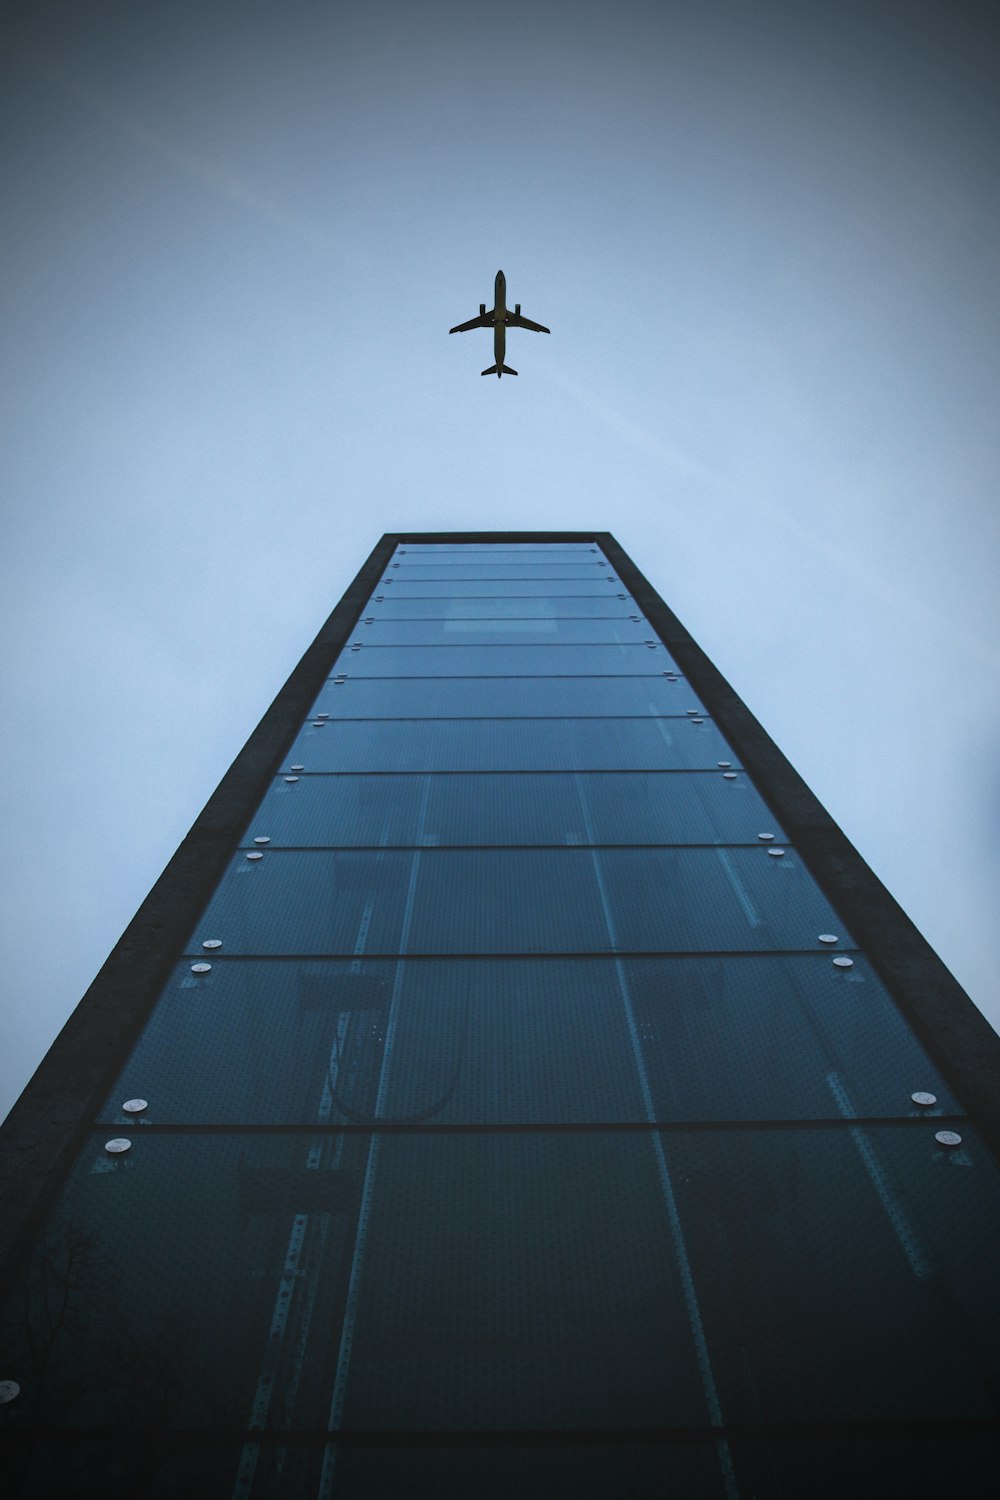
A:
[329, 1443, 729, 1500]
[338, 643, 678, 675]
[366, 596, 637, 618]
[349, 618, 653, 644]
[188, 849, 415, 955]
[377, 579, 625, 596]
[311, 675, 702, 717]
[242, 771, 777, 848]
[283, 718, 731, 771]
[665, 1124, 1000, 1424]
[97, 959, 645, 1125]
[335, 1132, 709, 1430]
[186, 848, 848, 957]
[0, 1133, 372, 1431]
[731, 1433, 1000, 1500]
[98, 957, 955, 1128]
[0, 1441, 243, 1500]
[620, 954, 961, 1121]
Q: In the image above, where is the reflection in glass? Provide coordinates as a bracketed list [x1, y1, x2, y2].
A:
[99, 956, 957, 1127]
[311, 675, 702, 718]
[339, 643, 679, 676]
[283, 717, 732, 771]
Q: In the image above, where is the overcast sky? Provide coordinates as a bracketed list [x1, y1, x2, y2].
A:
[2, 0, 998, 1122]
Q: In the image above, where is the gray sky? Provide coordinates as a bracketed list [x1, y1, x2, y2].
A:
[2, 0, 998, 1122]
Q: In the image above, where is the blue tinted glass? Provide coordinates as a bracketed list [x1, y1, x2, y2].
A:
[186, 847, 849, 955]
[349, 618, 653, 644]
[99, 957, 958, 1126]
[282, 718, 734, 771]
[337, 643, 678, 675]
[367, 596, 637, 618]
[378, 579, 626, 596]
[311, 676, 702, 717]
[242, 771, 777, 847]
[389, 564, 613, 578]
[663, 1124, 1000, 1424]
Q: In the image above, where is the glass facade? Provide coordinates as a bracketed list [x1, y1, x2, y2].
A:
[2, 537, 998, 1498]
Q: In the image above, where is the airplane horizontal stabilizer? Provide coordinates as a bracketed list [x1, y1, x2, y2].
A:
[481, 364, 518, 377]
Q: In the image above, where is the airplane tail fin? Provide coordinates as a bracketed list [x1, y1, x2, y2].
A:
[481, 364, 518, 378]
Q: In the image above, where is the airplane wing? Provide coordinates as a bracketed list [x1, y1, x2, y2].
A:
[507, 313, 550, 334]
[449, 314, 491, 334]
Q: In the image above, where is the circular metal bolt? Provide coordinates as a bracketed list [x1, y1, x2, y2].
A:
[246, 851, 263, 861]
[312, 721, 324, 727]
[935, 1131, 963, 1147]
[105, 1138, 131, 1154]
[0, 1380, 20, 1404]
[758, 832, 775, 842]
[290, 765, 305, 772]
[253, 836, 270, 845]
[686, 709, 699, 716]
[284, 776, 300, 784]
[691, 717, 704, 725]
[202, 939, 223, 950]
[832, 956, 854, 969]
[718, 761, 732, 769]
[191, 962, 212, 974]
[122, 1099, 148, 1114]
[768, 848, 786, 858]
[722, 772, 737, 780]
[911, 1092, 938, 1107]
[316, 713, 330, 719]
[818, 933, 839, 944]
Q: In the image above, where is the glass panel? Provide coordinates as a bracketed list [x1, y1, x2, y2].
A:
[595, 845, 853, 953]
[0, 1131, 713, 1434]
[398, 544, 599, 554]
[2, 1440, 732, 1500]
[664, 1124, 1000, 1424]
[242, 771, 778, 847]
[98, 956, 959, 1127]
[367, 596, 638, 618]
[349, 618, 653, 644]
[730, 1434, 1000, 1499]
[619, 954, 961, 1121]
[282, 718, 732, 771]
[185, 848, 849, 955]
[0, 1132, 373, 1431]
[338, 643, 678, 675]
[334, 1131, 711, 1430]
[376, 579, 626, 596]
[387, 564, 614, 578]
[311, 676, 702, 717]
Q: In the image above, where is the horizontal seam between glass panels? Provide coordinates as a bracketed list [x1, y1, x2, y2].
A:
[86, 1117, 967, 1136]
[328, 678, 682, 686]
[313, 711, 695, 717]
[12, 1418, 994, 1445]
[269, 769, 737, 777]
[357, 615, 641, 620]
[235, 843, 780, 852]
[180, 948, 863, 962]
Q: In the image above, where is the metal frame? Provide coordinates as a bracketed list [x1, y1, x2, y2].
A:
[3, 529, 999, 1293]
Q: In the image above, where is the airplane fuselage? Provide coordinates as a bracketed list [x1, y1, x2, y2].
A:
[493, 270, 507, 366]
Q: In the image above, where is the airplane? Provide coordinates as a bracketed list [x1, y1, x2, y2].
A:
[449, 269, 550, 378]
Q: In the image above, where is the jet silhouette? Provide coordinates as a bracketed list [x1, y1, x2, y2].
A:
[449, 270, 550, 377]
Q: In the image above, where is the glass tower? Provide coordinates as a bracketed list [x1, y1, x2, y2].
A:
[2, 533, 999, 1497]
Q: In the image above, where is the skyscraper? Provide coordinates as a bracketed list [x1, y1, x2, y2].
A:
[2, 532, 999, 1497]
